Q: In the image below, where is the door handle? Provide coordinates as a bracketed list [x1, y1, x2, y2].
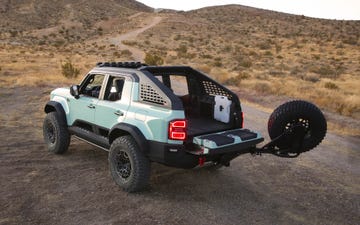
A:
[114, 110, 124, 116]
[87, 104, 95, 109]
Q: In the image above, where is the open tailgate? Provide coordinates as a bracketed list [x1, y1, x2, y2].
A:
[191, 128, 264, 155]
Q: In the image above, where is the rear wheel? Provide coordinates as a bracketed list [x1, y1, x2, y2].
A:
[43, 112, 70, 154]
[268, 100, 327, 152]
[109, 136, 150, 192]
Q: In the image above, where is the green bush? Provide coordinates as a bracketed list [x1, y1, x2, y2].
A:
[61, 59, 80, 78]
[144, 53, 164, 65]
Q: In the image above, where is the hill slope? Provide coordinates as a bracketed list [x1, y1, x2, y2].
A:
[0, 0, 151, 30]
[0, 3, 359, 120]
[134, 5, 360, 119]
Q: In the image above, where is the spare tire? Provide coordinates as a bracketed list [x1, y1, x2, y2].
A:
[268, 100, 327, 152]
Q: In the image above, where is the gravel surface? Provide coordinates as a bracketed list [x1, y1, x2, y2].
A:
[0, 86, 359, 225]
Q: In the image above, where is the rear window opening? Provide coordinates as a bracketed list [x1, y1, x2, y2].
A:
[154, 72, 242, 138]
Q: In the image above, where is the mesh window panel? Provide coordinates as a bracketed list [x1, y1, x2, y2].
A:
[202, 81, 232, 99]
[140, 84, 167, 105]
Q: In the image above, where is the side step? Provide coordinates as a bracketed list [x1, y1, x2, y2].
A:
[69, 126, 110, 150]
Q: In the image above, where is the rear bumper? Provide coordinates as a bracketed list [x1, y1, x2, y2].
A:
[147, 141, 198, 169]
[147, 137, 263, 169]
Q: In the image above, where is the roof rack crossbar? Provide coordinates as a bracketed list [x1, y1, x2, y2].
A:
[96, 61, 147, 69]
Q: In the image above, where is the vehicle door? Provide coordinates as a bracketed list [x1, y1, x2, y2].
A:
[94, 75, 132, 129]
[68, 73, 106, 125]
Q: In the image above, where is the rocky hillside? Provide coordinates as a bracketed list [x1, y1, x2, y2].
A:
[134, 5, 360, 118]
[0, 0, 152, 43]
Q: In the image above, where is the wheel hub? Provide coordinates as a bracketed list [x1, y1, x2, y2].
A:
[285, 118, 311, 138]
[115, 151, 131, 179]
[46, 122, 56, 144]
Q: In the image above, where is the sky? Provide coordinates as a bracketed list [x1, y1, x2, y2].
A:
[137, 0, 360, 20]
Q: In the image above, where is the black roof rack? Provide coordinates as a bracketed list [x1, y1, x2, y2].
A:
[96, 61, 147, 69]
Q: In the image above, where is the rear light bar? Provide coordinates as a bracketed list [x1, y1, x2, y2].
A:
[168, 119, 187, 141]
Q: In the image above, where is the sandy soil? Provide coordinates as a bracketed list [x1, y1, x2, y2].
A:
[0, 86, 359, 225]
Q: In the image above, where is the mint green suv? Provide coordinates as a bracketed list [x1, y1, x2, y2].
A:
[43, 62, 327, 192]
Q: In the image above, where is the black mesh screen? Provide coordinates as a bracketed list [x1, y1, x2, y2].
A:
[140, 84, 167, 105]
[201, 80, 232, 99]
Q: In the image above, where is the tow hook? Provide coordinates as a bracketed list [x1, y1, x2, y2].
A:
[198, 156, 206, 166]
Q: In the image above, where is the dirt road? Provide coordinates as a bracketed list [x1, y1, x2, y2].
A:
[0, 86, 359, 225]
[106, 16, 162, 61]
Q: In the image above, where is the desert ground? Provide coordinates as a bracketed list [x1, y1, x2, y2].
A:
[0, 85, 359, 225]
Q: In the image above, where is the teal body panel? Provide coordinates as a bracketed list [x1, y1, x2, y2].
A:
[124, 101, 185, 144]
[50, 82, 185, 144]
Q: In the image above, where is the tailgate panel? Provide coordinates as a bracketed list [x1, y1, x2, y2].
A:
[192, 128, 263, 154]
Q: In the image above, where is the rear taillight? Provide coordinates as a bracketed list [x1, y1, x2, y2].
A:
[168, 120, 187, 140]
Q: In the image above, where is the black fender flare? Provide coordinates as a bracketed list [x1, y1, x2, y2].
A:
[109, 123, 148, 153]
[44, 101, 67, 124]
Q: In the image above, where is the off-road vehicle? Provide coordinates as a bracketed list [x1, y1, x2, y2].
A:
[43, 62, 327, 192]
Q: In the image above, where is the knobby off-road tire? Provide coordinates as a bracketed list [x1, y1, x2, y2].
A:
[43, 112, 70, 154]
[109, 136, 150, 192]
[268, 100, 327, 152]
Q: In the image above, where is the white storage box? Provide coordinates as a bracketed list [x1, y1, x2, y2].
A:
[214, 95, 232, 123]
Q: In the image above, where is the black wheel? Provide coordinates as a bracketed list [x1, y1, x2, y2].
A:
[43, 112, 70, 154]
[268, 100, 327, 152]
[109, 136, 150, 192]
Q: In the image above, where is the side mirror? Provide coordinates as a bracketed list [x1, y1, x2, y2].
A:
[70, 85, 80, 99]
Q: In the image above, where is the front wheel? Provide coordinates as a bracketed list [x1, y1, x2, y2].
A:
[43, 112, 70, 154]
[109, 136, 150, 192]
[268, 100, 327, 152]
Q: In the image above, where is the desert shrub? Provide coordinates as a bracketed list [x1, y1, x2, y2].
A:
[324, 82, 339, 90]
[254, 82, 272, 94]
[97, 27, 103, 35]
[200, 54, 213, 59]
[61, 59, 80, 78]
[342, 37, 358, 45]
[9, 30, 18, 37]
[269, 70, 284, 76]
[53, 39, 65, 47]
[176, 44, 188, 56]
[257, 41, 271, 50]
[264, 51, 273, 56]
[212, 57, 222, 67]
[113, 51, 121, 57]
[144, 53, 164, 65]
[239, 60, 252, 68]
[174, 34, 181, 41]
[120, 49, 132, 57]
[310, 65, 336, 78]
[224, 72, 250, 86]
[301, 74, 320, 83]
[312, 54, 321, 60]
[275, 44, 282, 53]
[122, 40, 137, 46]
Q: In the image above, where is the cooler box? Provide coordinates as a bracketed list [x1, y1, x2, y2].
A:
[214, 95, 232, 123]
